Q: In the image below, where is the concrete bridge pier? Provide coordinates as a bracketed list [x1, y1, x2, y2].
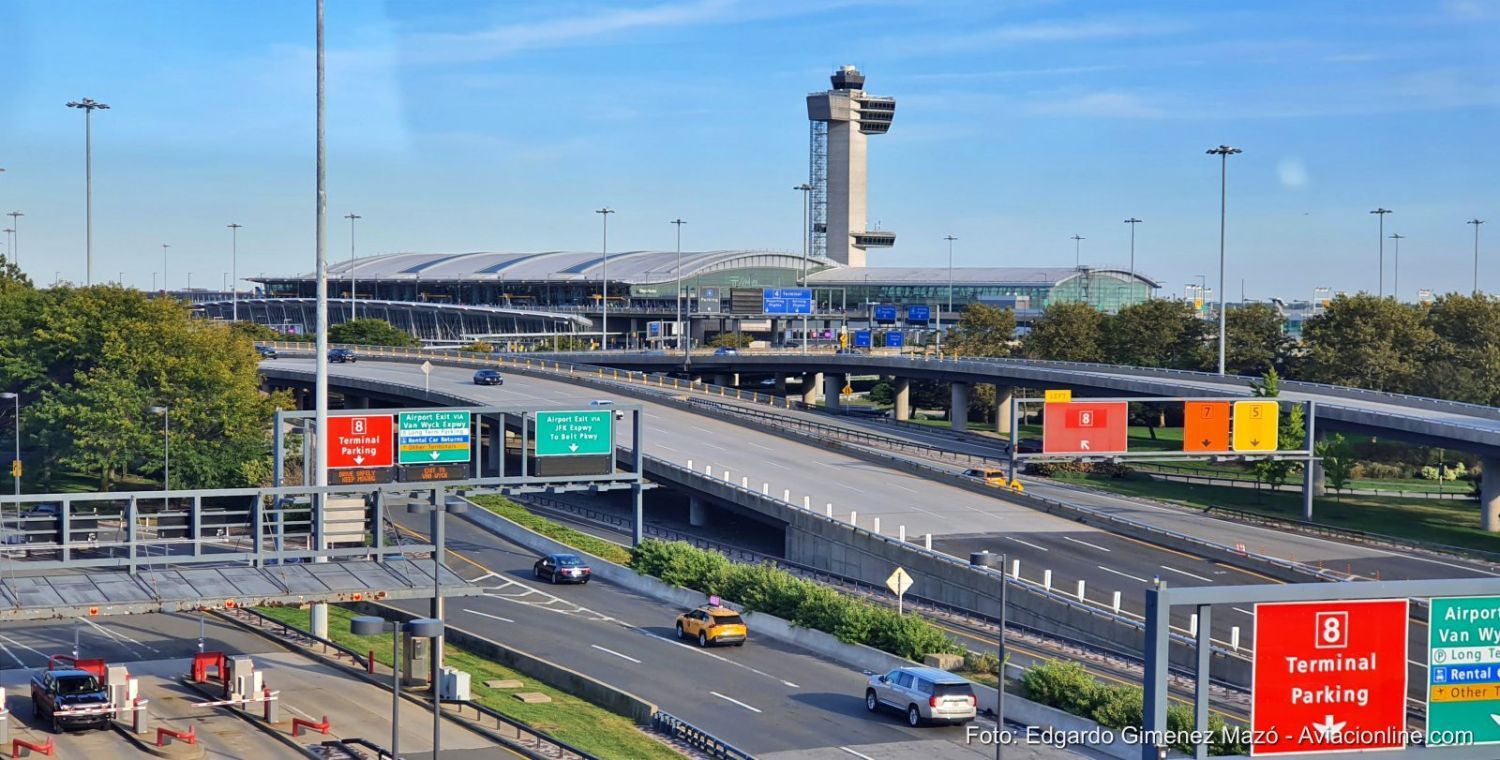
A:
[1484, 455, 1500, 532]
[1310, 429, 1327, 497]
[801, 372, 822, 405]
[345, 394, 370, 409]
[893, 378, 911, 421]
[485, 421, 503, 477]
[774, 374, 787, 394]
[994, 386, 1013, 435]
[689, 496, 711, 528]
[825, 373, 846, 411]
[714, 373, 731, 387]
[950, 381, 970, 432]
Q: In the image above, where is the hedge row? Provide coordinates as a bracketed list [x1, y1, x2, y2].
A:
[629, 539, 963, 660]
[1021, 661, 1246, 756]
[469, 495, 633, 565]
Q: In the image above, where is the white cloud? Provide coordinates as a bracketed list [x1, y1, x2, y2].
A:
[1277, 158, 1309, 188]
[1024, 91, 1164, 118]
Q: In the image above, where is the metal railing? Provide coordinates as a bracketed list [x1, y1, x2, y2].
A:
[652, 711, 754, 760]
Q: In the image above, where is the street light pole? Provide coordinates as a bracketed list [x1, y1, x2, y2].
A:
[1389, 233, 1405, 302]
[6, 212, 22, 267]
[160, 244, 170, 292]
[1370, 208, 1392, 297]
[671, 219, 686, 355]
[1470, 219, 1486, 295]
[942, 235, 957, 354]
[1206, 145, 1242, 376]
[344, 214, 361, 320]
[595, 208, 614, 350]
[227, 224, 242, 321]
[151, 406, 170, 491]
[66, 98, 109, 286]
[1124, 218, 1142, 297]
[1, 393, 18, 503]
[795, 184, 812, 354]
[1070, 234, 1085, 268]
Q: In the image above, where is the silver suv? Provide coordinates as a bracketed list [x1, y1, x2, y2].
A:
[865, 666, 977, 727]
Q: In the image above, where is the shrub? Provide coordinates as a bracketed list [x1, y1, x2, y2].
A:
[469, 496, 632, 565]
[628, 539, 962, 660]
[459, 340, 494, 353]
[1021, 661, 1102, 717]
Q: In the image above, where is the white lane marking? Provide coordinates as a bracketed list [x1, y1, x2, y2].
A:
[1159, 565, 1214, 583]
[893, 483, 921, 494]
[1004, 536, 1048, 552]
[80, 618, 140, 657]
[1233, 607, 1254, 616]
[764, 461, 790, 471]
[656, 444, 681, 453]
[591, 644, 642, 664]
[0, 640, 25, 667]
[710, 691, 762, 713]
[746, 441, 775, 452]
[91, 619, 161, 654]
[1409, 659, 1427, 668]
[466, 610, 515, 624]
[1096, 565, 1151, 584]
[839, 748, 877, 760]
[1062, 536, 1111, 552]
[0, 633, 49, 660]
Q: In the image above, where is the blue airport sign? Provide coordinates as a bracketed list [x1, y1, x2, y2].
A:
[885, 331, 904, 348]
[853, 331, 872, 348]
[763, 288, 813, 315]
[873, 305, 898, 323]
[907, 305, 931, 323]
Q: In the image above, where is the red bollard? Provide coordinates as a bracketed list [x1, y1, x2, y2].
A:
[12, 736, 56, 757]
[155, 726, 196, 747]
[291, 715, 330, 737]
[366, 650, 375, 674]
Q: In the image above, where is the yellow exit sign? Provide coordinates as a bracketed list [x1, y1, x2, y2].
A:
[1044, 389, 1072, 404]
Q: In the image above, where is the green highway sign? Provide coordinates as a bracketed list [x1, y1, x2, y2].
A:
[397, 410, 472, 464]
[535, 411, 614, 457]
[1427, 595, 1500, 746]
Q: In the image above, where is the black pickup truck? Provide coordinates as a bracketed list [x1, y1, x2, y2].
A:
[32, 669, 112, 732]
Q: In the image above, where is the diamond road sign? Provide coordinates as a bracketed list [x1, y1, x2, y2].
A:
[1427, 596, 1500, 746]
[535, 411, 614, 457]
[397, 410, 472, 464]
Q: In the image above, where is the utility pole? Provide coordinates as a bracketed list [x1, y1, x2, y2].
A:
[227, 223, 243, 321]
[1206, 145, 1242, 376]
[795, 184, 811, 354]
[160, 244, 170, 292]
[671, 218, 686, 355]
[66, 98, 110, 286]
[595, 208, 615, 349]
[1388, 233, 1405, 302]
[344, 213, 361, 320]
[1470, 219, 1486, 295]
[1370, 208, 1392, 297]
[1124, 218, 1142, 297]
[942, 234, 957, 354]
[1070, 234, 1085, 268]
[311, 0, 331, 641]
[6, 212, 23, 267]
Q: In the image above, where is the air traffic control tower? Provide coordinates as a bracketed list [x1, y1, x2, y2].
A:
[807, 65, 897, 267]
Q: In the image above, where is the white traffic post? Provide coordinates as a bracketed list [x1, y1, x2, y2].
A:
[1076, 580, 1086, 601]
[873, 517, 880, 534]
[1042, 570, 1052, 591]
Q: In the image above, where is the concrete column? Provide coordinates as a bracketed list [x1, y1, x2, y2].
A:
[485, 421, 502, 476]
[714, 373, 731, 387]
[802, 372, 823, 405]
[689, 496, 710, 528]
[346, 394, 370, 410]
[1310, 429, 1327, 497]
[950, 381, 970, 432]
[774, 374, 787, 393]
[825, 373, 844, 411]
[994, 386, 1014, 435]
[1483, 455, 1500, 532]
[893, 378, 911, 421]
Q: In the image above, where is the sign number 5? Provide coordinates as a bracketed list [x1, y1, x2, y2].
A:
[1316, 611, 1348, 649]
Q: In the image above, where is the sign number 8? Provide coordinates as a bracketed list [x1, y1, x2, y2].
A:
[1315, 611, 1348, 649]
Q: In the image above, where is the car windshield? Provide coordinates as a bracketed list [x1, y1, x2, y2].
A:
[933, 682, 974, 697]
[55, 675, 101, 695]
[555, 555, 583, 566]
[711, 613, 744, 625]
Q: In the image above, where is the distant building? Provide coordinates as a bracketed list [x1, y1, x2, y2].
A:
[806, 266, 1157, 316]
[807, 66, 897, 267]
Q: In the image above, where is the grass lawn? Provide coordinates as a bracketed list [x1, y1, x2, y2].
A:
[256, 605, 679, 760]
[469, 495, 632, 565]
[1047, 471, 1500, 556]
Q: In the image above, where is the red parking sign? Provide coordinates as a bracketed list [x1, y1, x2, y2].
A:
[1041, 401, 1127, 454]
[1250, 599, 1409, 755]
[327, 415, 394, 469]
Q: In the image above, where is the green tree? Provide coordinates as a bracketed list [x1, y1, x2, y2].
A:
[1300, 294, 1432, 393]
[1318, 433, 1356, 499]
[1022, 302, 1106, 362]
[1223, 302, 1294, 376]
[945, 304, 1016, 357]
[1102, 299, 1211, 370]
[1420, 293, 1500, 405]
[707, 332, 753, 348]
[1248, 369, 1306, 491]
[328, 318, 419, 347]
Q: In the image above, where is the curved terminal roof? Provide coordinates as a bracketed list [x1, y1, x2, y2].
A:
[262, 250, 835, 285]
[806, 266, 1162, 289]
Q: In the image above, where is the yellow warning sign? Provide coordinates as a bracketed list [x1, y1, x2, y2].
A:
[9, 459, 18, 478]
[1231, 400, 1279, 452]
[841, 384, 854, 397]
[1043, 389, 1072, 404]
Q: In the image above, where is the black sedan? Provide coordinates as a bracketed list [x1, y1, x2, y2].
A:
[255, 345, 278, 359]
[473, 369, 504, 386]
[328, 348, 357, 363]
[533, 553, 591, 584]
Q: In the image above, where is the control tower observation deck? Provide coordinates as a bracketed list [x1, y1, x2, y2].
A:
[806, 66, 897, 268]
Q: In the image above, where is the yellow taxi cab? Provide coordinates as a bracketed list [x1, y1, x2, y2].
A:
[675, 603, 748, 648]
[962, 468, 1008, 487]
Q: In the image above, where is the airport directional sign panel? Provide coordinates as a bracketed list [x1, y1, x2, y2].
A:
[1233, 400, 1280, 452]
[873, 305, 897, 323]
[1041, 401, 1127, 454]
[1427, 596, 1500, 746]
[1184, 401, 1231, 452]
[327, 414, 394, 469]
[906, 305, 930, 323]
[1250, 599, 1409, 755]
[853, 330, 872, 348]
[397, 410, 471, 464]
[884, 331, 904, 348]
[535, 411, 614, 457]
[762, 288, 813, 315]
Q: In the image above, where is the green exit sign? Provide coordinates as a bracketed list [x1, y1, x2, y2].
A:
[1427, 595, 1500, 746]
[535, 411, 614, 457]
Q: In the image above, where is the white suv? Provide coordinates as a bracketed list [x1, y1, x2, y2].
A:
[865, 666, 977, 727]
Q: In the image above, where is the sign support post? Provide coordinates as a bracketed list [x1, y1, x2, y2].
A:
[1141, 581, 1171, 760]
[1007, 394, 1019, 483]
[1194, 603, 1212, 760]
[1302, 400, 1316, 521]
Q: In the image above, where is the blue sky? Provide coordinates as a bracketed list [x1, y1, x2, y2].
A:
[2, 0, 1498, 300]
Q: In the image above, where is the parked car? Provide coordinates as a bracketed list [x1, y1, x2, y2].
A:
[472, 369, 504, 386]
[32, 668, 112, 732]
[255, 345, 278, 359]
[713, 347, 738, 356]
[865, 666, 977, 727]
[961, 468, 1008, 487]
[328, 348, 357, 363]
[675, 605, 747, 648]
[533, 553, 591, 584]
